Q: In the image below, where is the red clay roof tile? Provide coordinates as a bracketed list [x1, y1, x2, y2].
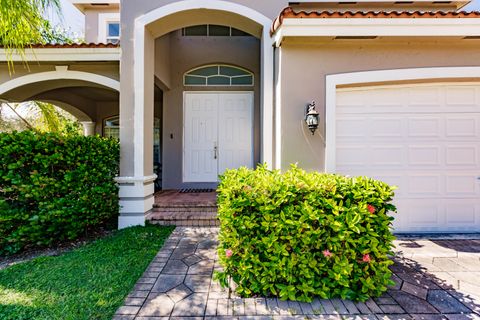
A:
[271, 7, 480, 35]
[0, 43, 120, 49]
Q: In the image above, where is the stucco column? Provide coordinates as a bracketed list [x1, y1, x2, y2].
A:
[116, 28, 156, 229]
[81, 121, 96, 136]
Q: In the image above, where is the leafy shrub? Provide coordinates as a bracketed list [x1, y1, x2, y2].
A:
[216, 165, 397, 302]
[0, 131, 119, 255]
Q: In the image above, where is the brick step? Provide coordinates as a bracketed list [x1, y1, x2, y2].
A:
[153, 206, 217, 213]
[147, 210, 219, 227]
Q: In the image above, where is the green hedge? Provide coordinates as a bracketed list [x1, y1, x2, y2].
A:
[0, 131, 120, 255]
[216, 165, 397, 302]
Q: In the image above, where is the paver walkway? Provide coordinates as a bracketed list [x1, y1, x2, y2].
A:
[114, 228, 480, 319]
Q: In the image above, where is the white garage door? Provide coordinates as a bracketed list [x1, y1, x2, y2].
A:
[335, 83, 480, 233]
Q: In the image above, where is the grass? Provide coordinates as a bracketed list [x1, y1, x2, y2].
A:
[0, 225, 174, 320]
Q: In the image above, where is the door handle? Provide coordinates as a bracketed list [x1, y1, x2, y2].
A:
[214, 142, 218, 160]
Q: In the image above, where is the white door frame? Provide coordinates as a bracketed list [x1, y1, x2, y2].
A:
[182, 91, 255, 183]
[325, 66, 480, 173]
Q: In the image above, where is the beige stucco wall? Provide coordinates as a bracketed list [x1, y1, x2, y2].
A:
[159, 30, 260, 189]
[278, 37, 480, 172]
[85, 9, 120, 43]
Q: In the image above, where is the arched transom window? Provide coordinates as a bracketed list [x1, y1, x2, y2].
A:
[184, 65, 254, 86]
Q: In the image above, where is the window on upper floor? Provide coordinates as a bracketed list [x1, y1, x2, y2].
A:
[106, 22, 120, 44]
[98, 12, 120, 44]
[181, 25, 252, 37]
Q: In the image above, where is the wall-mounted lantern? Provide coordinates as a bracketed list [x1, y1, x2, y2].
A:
[305, 101, 319, 135]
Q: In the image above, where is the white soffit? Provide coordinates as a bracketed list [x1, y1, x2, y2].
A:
[0, 48, 120, 62]
[274, 19, 480, 46]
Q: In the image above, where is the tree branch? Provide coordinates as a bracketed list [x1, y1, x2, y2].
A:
[2, 102, 35, 130]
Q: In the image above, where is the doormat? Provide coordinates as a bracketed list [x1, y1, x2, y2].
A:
[179, 188, 215, 193]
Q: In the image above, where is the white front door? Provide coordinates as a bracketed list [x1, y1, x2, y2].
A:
[335, 83, 480, 233]
[184, 92, 253, 182]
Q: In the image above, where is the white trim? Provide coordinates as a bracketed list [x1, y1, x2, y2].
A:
[0, 66, 120, 96]
[0, 48, 120, 62]
[98, 12, 121, 44]
[274, 48, 282, 170]
[134, 0, 274, 172]
[325, 66, 480, 173]
[274, 18, 480, 46]
[182, 91, 255, 183]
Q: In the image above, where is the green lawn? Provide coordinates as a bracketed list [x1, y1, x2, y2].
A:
[0, 225, 174, 320]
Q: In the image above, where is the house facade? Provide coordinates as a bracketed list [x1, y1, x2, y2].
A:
[1, 0, 479, 233]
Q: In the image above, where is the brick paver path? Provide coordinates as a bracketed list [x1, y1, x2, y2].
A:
[114, 228, 480, 319]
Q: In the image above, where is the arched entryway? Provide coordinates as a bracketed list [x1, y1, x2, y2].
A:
[0, 66, 120, 135]
[118, 0, 274, 228]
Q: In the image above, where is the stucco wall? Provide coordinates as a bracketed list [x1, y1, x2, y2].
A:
[160, 30, 260, 189]
[85, 9, 120, 43]
[278, 38, 480, 172]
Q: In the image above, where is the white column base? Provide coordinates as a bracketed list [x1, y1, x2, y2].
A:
[116, 175, 157, 230]
[81, 121, 96, 136]
[118, 214, 145, 229]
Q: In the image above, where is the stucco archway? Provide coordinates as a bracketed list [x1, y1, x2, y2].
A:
[0, 66, 120, 96]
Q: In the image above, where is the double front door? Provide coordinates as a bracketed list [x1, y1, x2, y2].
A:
[184, 92, 254, 182]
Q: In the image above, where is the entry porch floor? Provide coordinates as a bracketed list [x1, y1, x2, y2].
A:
[147, 190, 219, 227]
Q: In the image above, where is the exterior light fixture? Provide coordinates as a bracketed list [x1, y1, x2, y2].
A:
[305, 101, 319, 135]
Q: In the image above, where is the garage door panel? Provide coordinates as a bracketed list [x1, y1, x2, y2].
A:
[337, 117, 368, 138]
[445, 200, 479, 225]
[446, 117, 478, 137]
[446, 86, 478, 106]
[407, 86, 442, 107]
[408, 175, 442, 196]
[408, 146, 441, 167]
[371, 118, 404, 137]
[336, 83, 480, 233]
[446, 175, 479, 195]
[446, 145, 478, 166]
[371, 146, 404, 166]
[408, 118, 441, 138]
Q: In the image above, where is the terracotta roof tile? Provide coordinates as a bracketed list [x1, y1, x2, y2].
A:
[271, 7, 480, 35]
[0, 42, 120, 49]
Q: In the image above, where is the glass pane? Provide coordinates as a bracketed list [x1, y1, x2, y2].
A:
[208, 25, 230, 36]
[231, 28, 252, 37]
[207, 76, 231, 85]
[108, 23, 120, 37]
[188, 66, 218, 77]
[106, 38, 119, 44]
[104, 127, 119, 140]
[220, 66, 248, 77]
[231, 75, 253, 85]
[184, 25, 208, 36]
[185, 75, 207, 85]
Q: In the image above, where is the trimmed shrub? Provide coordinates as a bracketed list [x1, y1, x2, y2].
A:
[0, 131, 119, 255]
[216, 165, 397, 302]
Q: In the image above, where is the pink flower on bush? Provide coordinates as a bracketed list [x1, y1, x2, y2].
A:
[322, 250, 332, 258]
[367, 204, 376, 214]
[225, 249, 233, 258]
[362, 254, 371, 263]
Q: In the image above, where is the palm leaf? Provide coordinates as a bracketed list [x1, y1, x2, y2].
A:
[0, 0, 62, 71]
